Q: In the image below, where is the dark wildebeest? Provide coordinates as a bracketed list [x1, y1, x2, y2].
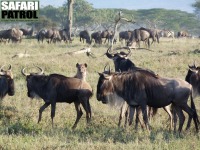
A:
[0, 28, 23, 43]
[96, 68, 199, 133]
[37, 29, 61, 43]
[185, 62, 200, 98]
[101, 30, 112, 44]
[128, 29, 151, 48]
[79, 30, 91, 44]
[74, 63, 87, 81]
[59, 29, 70, 43]
[0, 65, 15, 99]
[119, 31, 132, 44]
[20, 27, 34, 37]
[91, 31, 102, 44]
[21, 66, 93, 129]
[105, 49, 173, 129]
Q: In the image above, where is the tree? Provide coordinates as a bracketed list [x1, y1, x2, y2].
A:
[67, 0, 74, 40]
[192, 0, 200, 18]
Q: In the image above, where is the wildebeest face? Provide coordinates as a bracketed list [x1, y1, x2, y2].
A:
[96, 73, 114, 103]
[26, 75, 41, 99]
[7, 77, 14, 96]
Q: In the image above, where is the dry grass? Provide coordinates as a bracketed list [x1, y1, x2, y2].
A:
[0, 37, 199, 149]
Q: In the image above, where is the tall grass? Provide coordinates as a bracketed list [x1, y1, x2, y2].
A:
[0, 37, 199, 149]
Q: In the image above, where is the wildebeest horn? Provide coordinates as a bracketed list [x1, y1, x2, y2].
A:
[0, 64, 12, 72]
[21, 67, 29, 76]
[34, 65, 44, 75]
[104, 64, 111, 74]
[107, 46, 113, 54]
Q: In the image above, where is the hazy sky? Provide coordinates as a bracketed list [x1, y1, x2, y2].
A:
[40, 0, 195, 13]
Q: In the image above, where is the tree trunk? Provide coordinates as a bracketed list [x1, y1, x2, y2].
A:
[67, 0, 74, 40]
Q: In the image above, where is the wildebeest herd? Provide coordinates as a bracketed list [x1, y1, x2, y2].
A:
[1, 44, 200, 134]
[0, 26, 191, 48]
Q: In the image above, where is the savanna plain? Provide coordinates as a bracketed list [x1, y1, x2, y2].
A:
[0, 37, 200, 150]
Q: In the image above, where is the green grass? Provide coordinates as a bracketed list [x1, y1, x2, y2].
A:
[0, 37, 200, 149]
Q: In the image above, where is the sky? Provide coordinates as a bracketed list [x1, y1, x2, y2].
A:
[40, 0, 196, 13]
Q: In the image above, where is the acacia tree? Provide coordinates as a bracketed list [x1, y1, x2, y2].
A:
[193, 0, 200, 19]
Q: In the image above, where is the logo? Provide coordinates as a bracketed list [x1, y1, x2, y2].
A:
[0, 0, 39, 21]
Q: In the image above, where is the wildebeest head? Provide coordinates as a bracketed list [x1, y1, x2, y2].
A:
[96, 66, 113, 103]
[0, 65, 15, 97]
[105, 47, 131, 60]
[185, 61, 200, 97]
[21, 66, 44, 99]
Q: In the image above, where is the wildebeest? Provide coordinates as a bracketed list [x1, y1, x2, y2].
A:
[59, 29, 70, 43]
[101, 30, 112, 44]
[185, 62, 200, 98]
[21, 66, 93, 129]
[96, 68, 199, 132]
[91, 31, 102, 44]
[105, 47, 136, 72]
[0, 28, 23, 43]
[160, 30, 175, 38]
[128, 29, 151, 48]
[0, 65, 15, 99]
[119, 31, 132, 44]
[79, 30, 91, 44]
[20, 27, 34, 37]
[74, 63, 87, 81]
[139, 27, 160, 44]
[37, 28, 61, 43]
[177, 31, 189, 38]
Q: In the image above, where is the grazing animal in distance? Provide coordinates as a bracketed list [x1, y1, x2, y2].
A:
[91, 31, 102, 44]
[0, 65, 15, 100]
[96, 68, 199, 133]
[79, 30, 91, 44]
[0, 28, 23, 43]
[21, 66, 93, 129]
[74, 63, 87, 81]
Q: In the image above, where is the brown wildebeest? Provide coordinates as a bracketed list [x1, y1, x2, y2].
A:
[20, 27, 34, 37]
[119, 31, 132, 44]
[0, 28, 23, 43]
[21, 66, 93, 129]
[97, 68, 199, 133]
[177, 31, 189, 38]
[74, 63, 87, 81]
[128, 29, 151, 48]
[0, 65, 15, 100]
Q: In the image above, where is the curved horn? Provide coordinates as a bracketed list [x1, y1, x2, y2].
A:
[126, 48, 131, 56]
[21, 67, 29, 76]
[193, 60, 197, 68]
[0, 65, 5, 71]
[104, 64, 111, 74]
[34, 66, 44, 75]
[8, 64, 12, 71]
[107, 46, 112, 54]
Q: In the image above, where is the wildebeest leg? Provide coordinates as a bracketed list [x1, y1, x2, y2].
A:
[128, 106, 135, 126]
[72, 102, 83, 129]
[38, 102, 50, 123]
[51, 103, 56, 128]
[163, 105, 173, 130]
[141, 105, 150, 131]
[135, 107, 145, 130]
[182, 104, 199, 132]
[81, 99, 92, 125]
[118, 101, 128, 127]
[174, 106, 185, 133]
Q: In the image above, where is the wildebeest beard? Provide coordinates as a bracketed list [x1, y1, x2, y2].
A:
[28, 91, 41, 100]
[103, 92, 126, 109]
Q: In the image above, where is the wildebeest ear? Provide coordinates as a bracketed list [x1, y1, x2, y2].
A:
[76, 63, 79, 68]
[98, 72, 103, 76]
[84, 63, 88, 68]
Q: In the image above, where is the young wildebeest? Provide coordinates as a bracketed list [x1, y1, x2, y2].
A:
[0, 65, 15, 100]
[96, 68, 199, 133]
[21, 66, 92, 129]
[105, 48, 173, 130]
[74, 63, 87, 81]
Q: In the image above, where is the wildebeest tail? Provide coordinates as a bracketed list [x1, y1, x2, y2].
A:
[190, 91, 200, 124]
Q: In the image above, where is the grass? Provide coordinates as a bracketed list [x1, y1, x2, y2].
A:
[0, 37, 200, 149]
